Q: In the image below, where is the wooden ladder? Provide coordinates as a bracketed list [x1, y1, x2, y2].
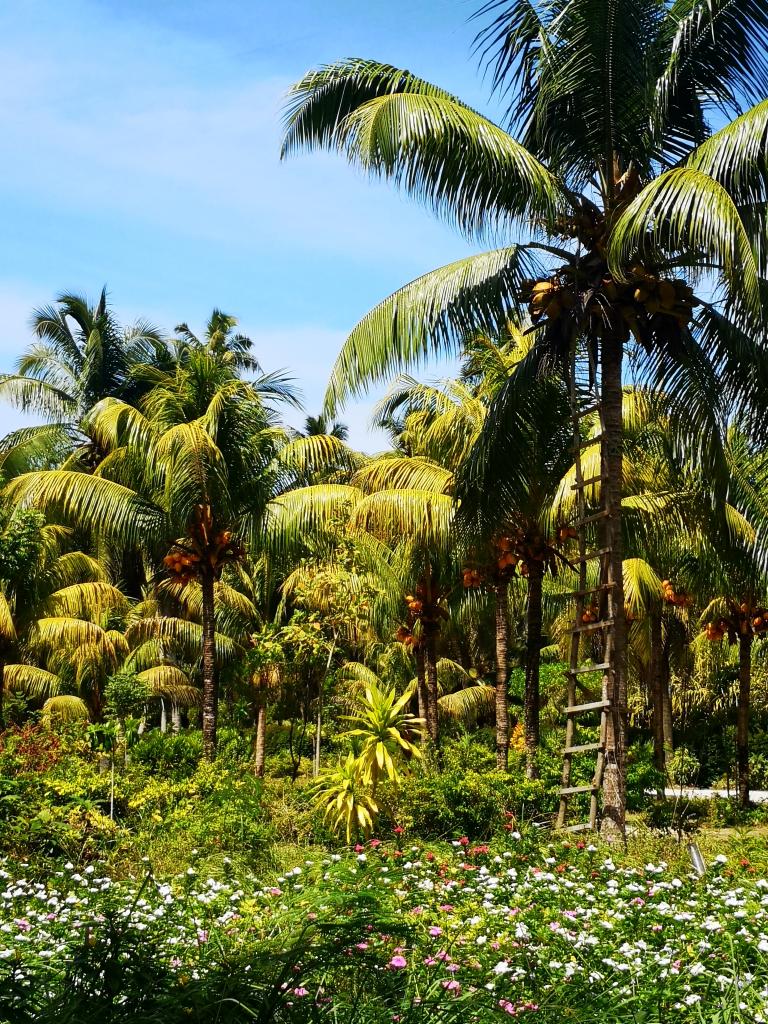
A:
[555, 342, 615, 833]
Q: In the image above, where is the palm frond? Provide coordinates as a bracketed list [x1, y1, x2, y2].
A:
[438, 682, 495, 720]
[136, 665, 200, 705]
[349, 490, 454, 548]
[0, 594, 15, 643]
[4, 664, 62, 698]
[622, 557, 664, 616]
[353, 457, 453, 495]
[41, 695, 90, 725]
[608, 168, 761, 317]
[42, 582, 129, 620]
[324, 247, 541, 414]
[282, 59, 561, 236]
[4, 471, 166, 548]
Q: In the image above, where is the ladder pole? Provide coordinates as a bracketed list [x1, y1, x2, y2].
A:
[558, 342, 588, 828]
[558, 336, 613, 833]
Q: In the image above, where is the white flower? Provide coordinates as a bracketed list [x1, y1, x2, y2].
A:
[493, 961, 511, 975]
[685, 994, 702, 1005]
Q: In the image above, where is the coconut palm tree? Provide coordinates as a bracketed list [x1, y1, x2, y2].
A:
[171, 310, 262, 374]
[456, 341, 574, 776]
[3, 358, 298, 756]
[0, 288, 169, 463]
[283, 4, 768, 829]
[303, 414, 349, 442]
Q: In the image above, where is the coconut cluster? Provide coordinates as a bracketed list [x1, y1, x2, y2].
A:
[395, 624, 419, 648]
[522, 267, 700, 342]
[662, 579, 692, 608]
[163, 549, 201, 585]
[705, 602, 768, 642]
[581, 604, 600, 625]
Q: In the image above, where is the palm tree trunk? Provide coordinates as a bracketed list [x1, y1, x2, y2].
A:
[171, 702, 181, 734]
[314, 635, 336, 778]
[495, 582, 510, 771]
[0, 659, 5, 732]
[524, 563, 543, 779]
[415, 644, 428, 728]
[200, 568, 219, 760]
[160, 698, 167, 734]
[600, 334, 628, 838]
[649, 609, 666, 776]
[424, 630, 439, 744]
[661, 647, 674, 765]
[254, 703, 267, 778]
[737, 631, 752, 808]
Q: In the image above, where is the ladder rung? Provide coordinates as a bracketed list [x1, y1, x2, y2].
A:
[562, 823, 593, 833]
[560, 784, 598, 796]
[571, 401, 602, 419]
[564, 742, 603, 754]
[566, 699, 611, 714]
[566, 585, 614, 598]
[576, 547, 611, 562]
[576, 509, 611, 526]
[571, 475, 606, 490]
[566, 662, 612, 675]
[572, 618, 614, 632]
[575, 433, 606, 450]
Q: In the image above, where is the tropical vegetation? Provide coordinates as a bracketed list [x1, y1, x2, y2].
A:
[1, 0, 768, 1019]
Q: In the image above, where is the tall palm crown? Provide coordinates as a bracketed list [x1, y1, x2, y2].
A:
[283, 2, 767, 416]
[0, 288, 166, 421]
[173, 309, 262, 374]
[283, 0, 768, 831]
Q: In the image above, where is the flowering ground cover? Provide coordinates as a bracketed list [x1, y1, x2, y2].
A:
[1, 835, 767, 1022]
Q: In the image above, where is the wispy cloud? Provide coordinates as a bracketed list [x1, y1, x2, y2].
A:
[0, 1, 478, 449]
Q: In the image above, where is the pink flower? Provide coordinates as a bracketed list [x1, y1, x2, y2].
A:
[388, 955, 408, 969]
[354, 844, 364, 853]
[424, 957, 437, 966]
[293, 987, 309, 997]
[442, 979, 461, 993]
[268, 887, 282, 896]
[196, 930, 208, 944]
[446, 963, 460, 973]
[355, 942, 369, 950]
[393, 826, 405, 835]
[369, 839, 382, 848]
[438, 904, 454, 912]
[459, 836, 469, 846]
[429, 926, 443, 937]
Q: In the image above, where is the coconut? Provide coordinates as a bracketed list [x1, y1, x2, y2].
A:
[532, 280, 554, 296]
[657, 280, 676, 308]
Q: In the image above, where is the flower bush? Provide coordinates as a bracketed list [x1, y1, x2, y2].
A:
[2, 836, 768, 1021]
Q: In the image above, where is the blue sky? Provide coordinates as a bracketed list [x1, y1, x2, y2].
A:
[0, 0, 504, 448]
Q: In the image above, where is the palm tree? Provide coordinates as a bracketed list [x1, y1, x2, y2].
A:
[456, 340, 574, 776]
[172, 310, 262, 374]
[303, 414, 349, 442]
[4, 354, 298, 757]
[282, 4, 768, 831]
[0, 288, 168, 458]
